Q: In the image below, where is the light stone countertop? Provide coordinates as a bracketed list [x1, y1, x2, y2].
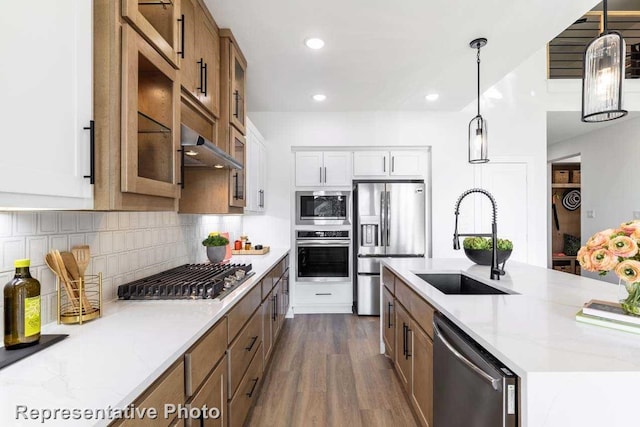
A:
[0, 248, 290, 427]
[381, 258, 640, 427]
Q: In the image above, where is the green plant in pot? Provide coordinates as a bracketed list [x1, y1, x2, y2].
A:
[202, 233, 229, 263]
[463, 237, 513, 266]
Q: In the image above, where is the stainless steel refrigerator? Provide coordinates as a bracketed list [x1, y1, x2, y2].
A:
[354, 181, 426, 315]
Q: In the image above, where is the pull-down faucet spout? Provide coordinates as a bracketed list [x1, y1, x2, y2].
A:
[453, 188, 505, 280]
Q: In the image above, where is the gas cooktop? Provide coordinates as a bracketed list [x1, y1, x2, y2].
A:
[117, 263, 254, 300]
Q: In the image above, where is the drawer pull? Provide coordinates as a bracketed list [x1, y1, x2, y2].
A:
[315, 293, 332, 296]
[245, 336, 258, 352]
[246, 377, 259, 398]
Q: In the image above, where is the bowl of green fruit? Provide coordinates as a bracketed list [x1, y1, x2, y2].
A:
[463, 237, 513, 266]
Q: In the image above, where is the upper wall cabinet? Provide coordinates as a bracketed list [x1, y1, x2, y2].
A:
[353, 150, 427, 178]
[180, 0, 220, 118]
[122, 0, 181, 68]
[121, 25, 181, 200]
[295, 152, 352, 187]
[245, 118, 267, 213]
[219, 30, 248, 140]
[0, 1, 93, 209]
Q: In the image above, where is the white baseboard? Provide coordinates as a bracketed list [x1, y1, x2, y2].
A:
[293, 304, 353, 314]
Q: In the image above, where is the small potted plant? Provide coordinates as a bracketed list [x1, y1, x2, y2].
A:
[463, 237, 513, 266]
[202, 233, 229, 263]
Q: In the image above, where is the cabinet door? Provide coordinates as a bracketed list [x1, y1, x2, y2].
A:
[121, 25, 180, 199]
[295, 152, 323, 186]
[390, 150, 426, 176]
[229, 128, 246, 208]
[122, 0, 180, 67]
[323, 152, 352, 186]
[180, 0, 197, 94]
[272, 281, 283, 339]
[353, 151, 389, 177]
[0, 1, 93, 209]
[394, 303, 412, 393]
[257, 139, 267, 211]
[281, 270, 290, 317]
[382, 287, 395, 362]
[196, 13, 220, 117]
[229, 43, 247, 134]
[244, 132, 258, 212]
[412, 324, 433, 427]
[187, 358, 226, 427]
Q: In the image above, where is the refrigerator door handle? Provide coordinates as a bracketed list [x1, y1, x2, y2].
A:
[433, 321, 500, 391]
[386, 190, 391, 245]
[380, 191, 386, 247]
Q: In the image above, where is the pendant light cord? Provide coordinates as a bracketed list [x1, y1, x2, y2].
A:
[477, 45, 481, 117]
[603, 0, 608, 33]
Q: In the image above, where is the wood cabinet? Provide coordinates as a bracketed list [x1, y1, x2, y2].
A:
[186, 358, 226, 427]
[294, 151, 352, 187]
[353, 150, 427, 178]
[385, 269, 434, 427]
[228, 308, 262, 397]
[218, 30, 248, 136]
[185, 318, 227, 398]
[245, 118, 267, 213]
[0, 1, 93, 209]
[228, 342, 262, 427]
[229, 128, 246, 208]
[121, 24, 181, 200]
[122, 0, 181, 68]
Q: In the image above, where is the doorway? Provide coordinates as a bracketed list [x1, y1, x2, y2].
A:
[550, 158, 581, 275]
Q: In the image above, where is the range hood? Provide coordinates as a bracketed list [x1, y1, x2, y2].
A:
[180, 124, 243, 170]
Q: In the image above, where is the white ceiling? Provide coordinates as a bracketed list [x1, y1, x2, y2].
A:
[547, 111, 640, 145]
[206, 0, 598, 112]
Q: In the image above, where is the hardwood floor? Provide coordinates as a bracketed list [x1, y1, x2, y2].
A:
[247, 314, 419, 427]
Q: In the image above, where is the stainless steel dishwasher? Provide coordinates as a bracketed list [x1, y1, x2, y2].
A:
[433, 313, 518, 427]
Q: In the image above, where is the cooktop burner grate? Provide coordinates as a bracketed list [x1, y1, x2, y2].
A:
[117, 263, 253, 300]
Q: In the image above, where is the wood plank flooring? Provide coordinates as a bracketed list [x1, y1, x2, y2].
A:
[247, 314, 419, 427]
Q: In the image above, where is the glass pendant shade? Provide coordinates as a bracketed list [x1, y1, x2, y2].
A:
[582, 32, 627, 122]
[468, 115, 488, 163]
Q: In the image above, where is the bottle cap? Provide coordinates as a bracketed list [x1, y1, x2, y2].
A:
[14, 259, 30, 268]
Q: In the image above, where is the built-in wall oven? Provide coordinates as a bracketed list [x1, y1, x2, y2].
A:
[296, 230, 351, 282]
[295, 191, 350, 226]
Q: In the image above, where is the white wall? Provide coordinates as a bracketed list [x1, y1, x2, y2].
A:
[0, 211, 243, 331]
[549, 116, 640, 283]
[244, 48, 550, 267]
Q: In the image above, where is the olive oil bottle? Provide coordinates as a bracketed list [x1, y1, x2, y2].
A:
[4, 259, 41, 349]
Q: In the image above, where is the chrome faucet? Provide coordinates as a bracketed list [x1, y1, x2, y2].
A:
[453, 188, 505, 280]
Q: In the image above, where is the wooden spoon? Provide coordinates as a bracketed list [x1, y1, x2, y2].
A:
[60, 251, 93, 312]
[71, 245, 91, 281]
[45, 252, 78, 310]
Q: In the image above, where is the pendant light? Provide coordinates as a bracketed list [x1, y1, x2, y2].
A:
[468, 38, 489, 164]
[582, 0, 627, 122]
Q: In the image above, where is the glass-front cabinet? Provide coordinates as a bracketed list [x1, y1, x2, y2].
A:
[121, 0, 181, 67]
[229, 127, 246, 208]
[121, 25, 180, 199]
[229, 42, 247, 134]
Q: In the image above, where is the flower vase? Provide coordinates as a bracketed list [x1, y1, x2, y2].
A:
[621, 281, 640, 316]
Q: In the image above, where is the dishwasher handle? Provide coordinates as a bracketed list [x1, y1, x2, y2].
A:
[433, 320, 500, 391]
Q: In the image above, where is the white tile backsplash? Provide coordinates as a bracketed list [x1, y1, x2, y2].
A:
[0, 211, 243, 330]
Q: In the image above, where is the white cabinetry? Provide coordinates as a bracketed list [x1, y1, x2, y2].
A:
[353, 150, 426, 178]
[295, 151, 351, 187]
[245, 119, 267, 213]
[0, 1, 93, 209]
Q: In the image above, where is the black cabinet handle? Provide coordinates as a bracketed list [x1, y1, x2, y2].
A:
[233, 90, 239, 118]
[245, 336, 258, 352]
[203, 62, 208, 96]
[197, 59, 205, 94]
[402, 323, 407, 357]
[383, 156, 386, 173]
[246, 377, 259, 398]
[233, 172, 239, 199]
[406, 327, 412, 360]
[324, 166, 327, 183]
[177, 148, 184, 189]
[177, 14, 185, 59]
[273, 294, 278, 321]
[387, 302, 393, 328]
[392, 156, 395, 173]
[83, 120, 95, 184]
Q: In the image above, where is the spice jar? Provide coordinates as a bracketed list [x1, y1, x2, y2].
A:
[245, 241, 251, 250]
[234, 240, 242, 250]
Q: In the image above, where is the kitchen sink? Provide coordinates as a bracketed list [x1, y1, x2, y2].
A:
[415, 273, 516, 295]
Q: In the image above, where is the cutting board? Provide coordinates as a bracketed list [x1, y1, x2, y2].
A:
[231, 246, 270, 255]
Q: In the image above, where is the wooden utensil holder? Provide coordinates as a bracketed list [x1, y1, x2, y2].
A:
[56, 273, 102, 324]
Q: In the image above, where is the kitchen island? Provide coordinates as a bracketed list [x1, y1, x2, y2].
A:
[381, 258, 640, 427]
[0, 248, 290, 427]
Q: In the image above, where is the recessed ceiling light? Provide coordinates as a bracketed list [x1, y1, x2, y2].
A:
[213, 164, 224, 169]
[305, 38, 325, 50]
[312, 94, 327, 102]
[425, 93, 439, 101]
[185, 150, 198, 156]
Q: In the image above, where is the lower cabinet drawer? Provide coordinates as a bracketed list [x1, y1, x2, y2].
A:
[117, 359, 185, 427]
[185, 317, 227, 398]
[228, 308, 262, 398]
[228, 284, 262, 343]
[295, 283, 351, 304]
[228, 342, 263, 427]
[395, 279, 434, 339]
[185, 358, 227, 427]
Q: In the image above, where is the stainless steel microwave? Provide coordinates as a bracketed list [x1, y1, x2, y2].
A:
[295, 191, 350, 225]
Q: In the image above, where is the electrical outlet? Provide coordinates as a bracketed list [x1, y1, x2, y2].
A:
[634, 211, 640, 220]
[587, 210, 595, 219]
